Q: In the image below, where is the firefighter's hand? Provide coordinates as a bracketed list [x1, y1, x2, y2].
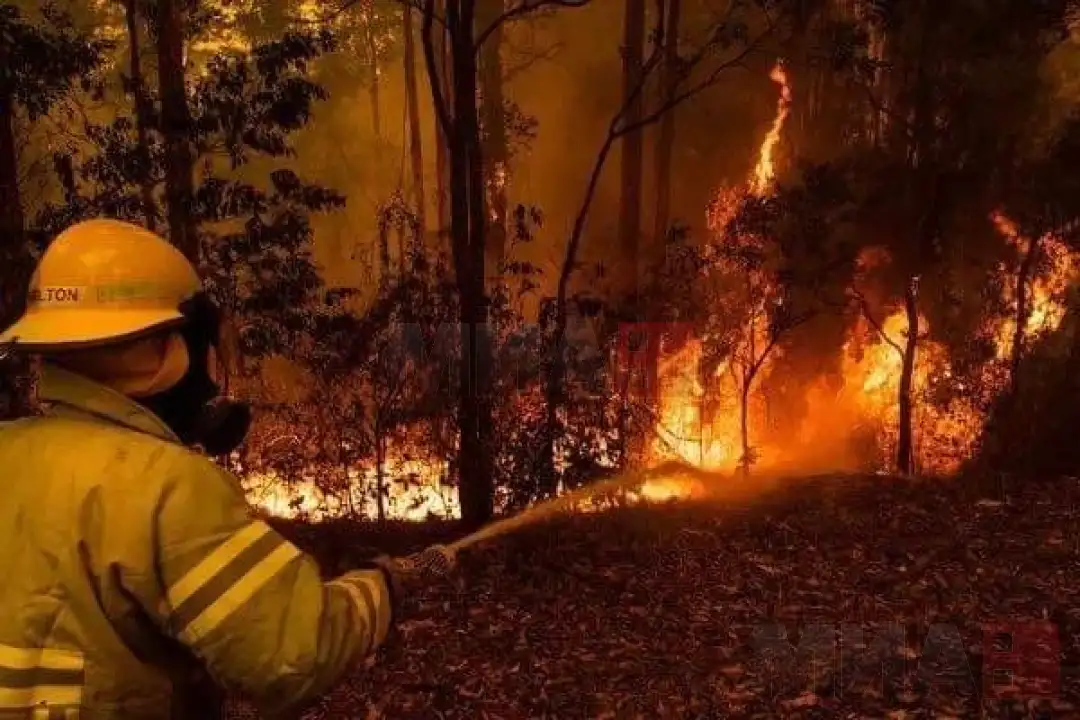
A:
[399, 544, 457, 580]
[372, 544, 456, 593]
[375, 544, 455, 587]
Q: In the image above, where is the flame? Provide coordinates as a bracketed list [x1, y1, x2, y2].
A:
[750, 62, 792, 195]
[991, 212, 1075, 358]
[243, 450, 459, 521]
[488, 161, 507, 223]
[644, 59, 1078, 498]
[245, 56, 1076, 520]
[640, 61, 791, 497]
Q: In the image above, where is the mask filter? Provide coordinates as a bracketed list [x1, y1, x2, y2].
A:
[140, 294, 251, 456]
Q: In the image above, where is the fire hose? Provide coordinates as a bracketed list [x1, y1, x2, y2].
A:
[394, 459, 714, 578]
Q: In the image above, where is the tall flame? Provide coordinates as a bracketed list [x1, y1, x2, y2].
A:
[647, 59, 1078, 493]
[642, 61, 793, 495]
[750, 63, 792, 195]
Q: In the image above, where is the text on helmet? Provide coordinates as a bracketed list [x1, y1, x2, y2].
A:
[30, 283, 173, 305]
[30, 286, 86, 304]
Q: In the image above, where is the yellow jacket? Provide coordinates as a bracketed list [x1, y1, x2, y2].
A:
[0, 365, 391, 719]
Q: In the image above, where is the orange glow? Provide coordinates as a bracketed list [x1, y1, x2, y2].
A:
[243, 448, 459, 521]
[642, 61, 1077, 498]
[990, 212, 1075, 359]
[244, 57, 1076, 520]
[642, 61, 791, 496]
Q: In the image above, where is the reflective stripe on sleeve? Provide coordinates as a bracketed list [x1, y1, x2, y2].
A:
[327, 570, 392, 655]
[0, 644, 84, 709]
[166, 521, 302, 644]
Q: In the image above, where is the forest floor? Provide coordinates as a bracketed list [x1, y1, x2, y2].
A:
[228, 471, 1080, 719]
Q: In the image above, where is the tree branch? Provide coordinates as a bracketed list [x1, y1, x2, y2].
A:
[613, 16, 776, 139]
[419, 0, 453, 141]
[319, 0, 448, 31]
[850, 289, 904, 355]
[474, 0, 594, 51]
[555, 9, 776, 305]
[502, 39, 564, 83]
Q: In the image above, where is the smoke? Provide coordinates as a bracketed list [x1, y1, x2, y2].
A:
[283, 1, 778, 313]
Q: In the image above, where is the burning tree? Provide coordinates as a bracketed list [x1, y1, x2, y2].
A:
[775, 0, 1079, 476]
[542, 0, 790, 496]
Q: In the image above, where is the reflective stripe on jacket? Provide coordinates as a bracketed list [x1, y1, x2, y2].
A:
[0, 365, 392, 719]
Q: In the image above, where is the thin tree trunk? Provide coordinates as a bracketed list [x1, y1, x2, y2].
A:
[0, 92, 25, 321]
[402, 4, 427, 234]
[617, 0, 646, 301]
[477, 0, 508, 281]
[615, 0, 647, 465]
[432, 0, 452, 250]
[1010, 233, 1040, 396]
[366, 25, 382, 138]
[652, 0, 680, 250]
[155, 0, 197, 262]
[422, 0, 494, 529]
[123, 0, 157, 231]
[541, 128, 621, 498]
[375, 427, 387, 523]
[378, 213, 391, 290]
[895, 278, 919, 475]
[0, 92, 31, 421]
[739, 377, 751, 477]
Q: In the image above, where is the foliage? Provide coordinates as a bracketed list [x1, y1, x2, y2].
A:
[38, 29, 346, 360]
[0, 4, 109, 118]
[0, 4, 108, 421]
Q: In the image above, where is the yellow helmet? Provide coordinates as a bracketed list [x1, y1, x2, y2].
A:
[0, 218, 201, 351]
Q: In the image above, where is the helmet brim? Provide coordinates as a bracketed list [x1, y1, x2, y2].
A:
[0, 308, 186, 352]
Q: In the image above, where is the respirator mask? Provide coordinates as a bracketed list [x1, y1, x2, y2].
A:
[140, 293, 251, 457]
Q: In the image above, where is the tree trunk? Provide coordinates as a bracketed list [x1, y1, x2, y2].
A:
[652, 0, 680, 250]
[402, 4, 427, 234]
[423, 0, 494, 529]
[0, 92, 31, 421]
[378, 214, 391, 290]
[1010, 232, 1040, 396]
[432, 0, 452, 251]
[0, 92, 26, 326]
[476, 0, 508, 281]
[366, 24, 382, 138]
[895, 278, 919, 475]
[123, 0, 157, 231]
[541, 127, 621, 499]
[155, 0, 198, 262]
[617, 0, 646, 301]
[455, 0, 495, 530]
[375, 427, 387, 523]
[739, 376, 751, 477]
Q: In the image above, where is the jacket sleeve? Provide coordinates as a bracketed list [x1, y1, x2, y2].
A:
[145, 449, 393, 716]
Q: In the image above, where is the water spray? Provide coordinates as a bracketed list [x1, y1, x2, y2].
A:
[441, 460, 715, 555]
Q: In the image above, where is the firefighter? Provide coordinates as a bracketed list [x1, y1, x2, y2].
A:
[0, 218, 455, 719]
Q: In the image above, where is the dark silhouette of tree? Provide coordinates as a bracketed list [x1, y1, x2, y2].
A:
[794, 0, 1075, 474]
[0, 4, 106, 420]
[40, 30, 347, 364]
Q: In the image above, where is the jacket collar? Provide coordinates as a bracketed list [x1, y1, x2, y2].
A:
[38, 363, 180, 443]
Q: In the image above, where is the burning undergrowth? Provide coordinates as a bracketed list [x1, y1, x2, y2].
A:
[236, 61, 1078, 522]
